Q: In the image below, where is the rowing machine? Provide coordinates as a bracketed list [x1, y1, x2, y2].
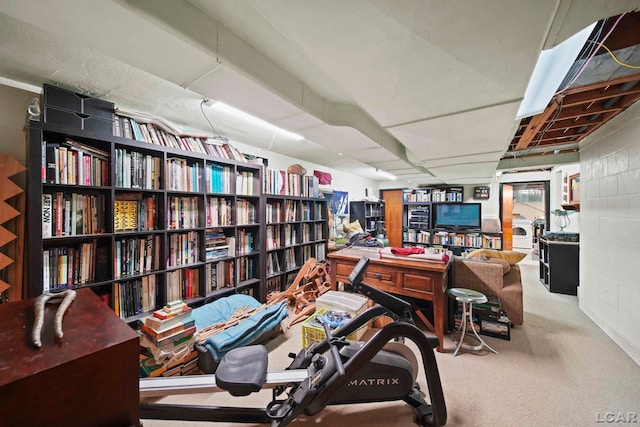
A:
[140, 256, 447, 426]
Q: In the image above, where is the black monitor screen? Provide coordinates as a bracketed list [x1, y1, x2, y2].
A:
[434, 203, 481, 230]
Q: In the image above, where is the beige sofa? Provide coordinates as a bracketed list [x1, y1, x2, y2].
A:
[451, 256, 523, 325]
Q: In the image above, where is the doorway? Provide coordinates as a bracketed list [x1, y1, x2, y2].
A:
[500, 181, 550, 252]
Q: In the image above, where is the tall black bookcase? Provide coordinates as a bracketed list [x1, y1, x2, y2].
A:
[349, 200, 385, 235]
[401, 186, 500, 253]
[262, 168, 328, 295]
[27, 102, 266, 323]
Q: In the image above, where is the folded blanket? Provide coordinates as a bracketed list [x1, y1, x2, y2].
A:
[379, 247, 450, 264]
[191, 294, 288, 362]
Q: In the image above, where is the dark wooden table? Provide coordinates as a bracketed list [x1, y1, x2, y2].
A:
[327, 247, 451, 352]
[0, 288, 140, 427]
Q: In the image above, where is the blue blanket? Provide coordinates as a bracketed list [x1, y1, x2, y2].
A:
[191, 294, 288, 362]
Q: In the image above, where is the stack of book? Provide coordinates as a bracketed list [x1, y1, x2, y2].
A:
[139, 300, 199, 377]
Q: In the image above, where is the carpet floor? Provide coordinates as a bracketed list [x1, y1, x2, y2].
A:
[141, 258, 640, 426]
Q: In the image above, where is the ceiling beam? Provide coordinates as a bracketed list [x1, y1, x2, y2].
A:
[515, 95, 562, 150]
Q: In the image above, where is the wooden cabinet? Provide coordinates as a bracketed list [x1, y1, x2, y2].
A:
[539, 236, 579, 295]
[0, 288, 139, 427]
[349, 200, 385, 235]
[327, 246, 450, 352]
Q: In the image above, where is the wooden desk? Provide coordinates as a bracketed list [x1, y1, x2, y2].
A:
[0, 288, 140, 427]
[327, 247, 450, 352]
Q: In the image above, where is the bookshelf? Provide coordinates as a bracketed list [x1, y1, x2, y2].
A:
[349, 200, 385, 236]
[27, 90, 265, 323]
[262, 168, 328, 296]
[401, 187, 499, 253]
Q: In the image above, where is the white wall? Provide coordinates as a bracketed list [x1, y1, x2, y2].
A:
[579, 101, 640, 366]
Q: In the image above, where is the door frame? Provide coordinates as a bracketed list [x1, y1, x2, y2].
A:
[499, 180, 551, 243]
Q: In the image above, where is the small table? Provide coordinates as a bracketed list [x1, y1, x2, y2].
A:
[327, 246, 450, 352]
[447, 288, 498, 357]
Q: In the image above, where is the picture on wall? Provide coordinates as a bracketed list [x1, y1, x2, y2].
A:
[332, 191, 348, 215]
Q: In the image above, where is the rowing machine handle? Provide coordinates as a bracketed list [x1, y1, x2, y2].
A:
[322, 322, 345, 377]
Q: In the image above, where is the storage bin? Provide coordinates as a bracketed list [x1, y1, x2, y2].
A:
[302, 308, 367, 347]
[43, 84, 114, 134]
[316, 290, 368, 318]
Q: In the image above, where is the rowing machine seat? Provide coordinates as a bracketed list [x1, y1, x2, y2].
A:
[216, 345, 268, 396]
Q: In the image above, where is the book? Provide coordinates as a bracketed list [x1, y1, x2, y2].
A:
[152, 303, 189, 320]
[114, 200, 139, 231]
[42, 193, 52, 238]
[143, 309, 193, 331]
[143, 324, 196, 348]
[141, 317, 196, 340]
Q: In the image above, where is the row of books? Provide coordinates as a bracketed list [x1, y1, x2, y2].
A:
[236, 199, 258, 225]
[265, 200, 283, 224]
[114, 114, 247, 163]
[237, 256, 256, 282]
[166, 157, 201, 192]
[114, 195, 158, 232]
[113, 274, 158, 319]
[263, 168, 320, 197]
[43, 242, 109, 291]
[114, 234, 161, 279]
[403, 187, 464, 203]
[204, 163, 233, 194]
[167, 231, 200, 268]
[114, 148, 162, 190]
[236, 170, 257, 196]
[167, 195, 199, 230]
[235, 229, 255, 255]
[42, 138, 109, 186]
[206, 197, 234, 227]
[205, 231, 234, 261]
[205, 260, 234, 292]
[42, 192, 106, 238]
[166, 266, 201, 301]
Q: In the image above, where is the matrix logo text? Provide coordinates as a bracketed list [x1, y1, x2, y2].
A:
[596, 412, 638, 424]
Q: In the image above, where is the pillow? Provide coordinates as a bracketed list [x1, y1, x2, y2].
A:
[342, 220, 364, 234]
[466, 248, 526, 265]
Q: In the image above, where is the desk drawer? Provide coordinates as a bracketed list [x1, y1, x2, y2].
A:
[403, 272, 433, 294]
[364, 267, 397, 288]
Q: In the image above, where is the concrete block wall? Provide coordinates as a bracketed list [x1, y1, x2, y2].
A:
[580, 101, 640, 365]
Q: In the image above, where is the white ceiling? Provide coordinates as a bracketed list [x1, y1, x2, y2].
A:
[0, 0, 638, 185]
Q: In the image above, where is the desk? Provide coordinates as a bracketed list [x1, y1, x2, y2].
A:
[0, 288, 140, 427]
[327, 247, 450, 352]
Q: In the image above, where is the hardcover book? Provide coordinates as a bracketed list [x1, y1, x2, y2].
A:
[114, 200, 139, 231]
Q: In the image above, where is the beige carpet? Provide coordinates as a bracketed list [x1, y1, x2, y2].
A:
[142, 259, 640, 426]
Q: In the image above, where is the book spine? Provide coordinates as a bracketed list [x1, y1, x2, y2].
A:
[42, 194, 53, 238]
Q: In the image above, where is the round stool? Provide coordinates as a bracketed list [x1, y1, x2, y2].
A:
[447, 288, 498, 357]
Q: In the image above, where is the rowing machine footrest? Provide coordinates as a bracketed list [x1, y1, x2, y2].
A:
[216, 345, 268, 396]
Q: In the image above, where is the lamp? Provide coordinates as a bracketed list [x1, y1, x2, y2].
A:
[376, 169, 396, 180]
[204, 99, 304, 141]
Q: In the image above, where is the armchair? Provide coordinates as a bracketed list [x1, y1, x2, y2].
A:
[451, 256, 523, 325]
